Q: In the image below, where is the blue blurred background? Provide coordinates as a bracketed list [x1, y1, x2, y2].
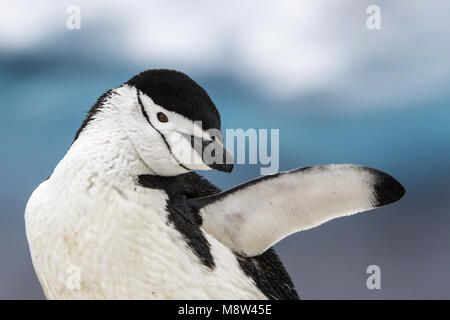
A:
[1, 0, 449, 299]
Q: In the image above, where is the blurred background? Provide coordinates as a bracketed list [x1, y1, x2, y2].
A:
[1, 0, 449, 299]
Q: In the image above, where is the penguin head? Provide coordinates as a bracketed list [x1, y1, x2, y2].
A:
[116, 69, 233, 176]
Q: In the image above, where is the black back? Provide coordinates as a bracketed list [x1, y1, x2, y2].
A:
[138, 172, 299, 300]
[73, 89, 116, 142]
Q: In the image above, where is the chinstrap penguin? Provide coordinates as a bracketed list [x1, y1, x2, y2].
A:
[25, 69, 405, 299]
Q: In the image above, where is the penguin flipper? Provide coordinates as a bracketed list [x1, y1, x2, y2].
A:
[191, 164, 405, 257]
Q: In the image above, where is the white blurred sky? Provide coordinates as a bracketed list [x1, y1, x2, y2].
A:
[1, 0, 450, 111]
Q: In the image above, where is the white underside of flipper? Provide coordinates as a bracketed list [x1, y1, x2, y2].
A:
[197, 164, 404, 257]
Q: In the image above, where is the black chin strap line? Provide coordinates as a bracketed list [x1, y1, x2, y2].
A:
[137, 91, 190, 172]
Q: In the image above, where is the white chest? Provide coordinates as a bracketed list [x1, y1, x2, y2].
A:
[25, 176, 265, 300]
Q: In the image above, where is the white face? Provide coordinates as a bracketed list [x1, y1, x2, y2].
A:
[119, 85, 233, 176]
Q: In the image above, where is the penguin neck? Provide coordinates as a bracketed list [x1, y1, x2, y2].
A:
[52, 113, 155, 190]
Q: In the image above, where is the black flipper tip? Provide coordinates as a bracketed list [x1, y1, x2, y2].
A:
[365, 168, 406, 207]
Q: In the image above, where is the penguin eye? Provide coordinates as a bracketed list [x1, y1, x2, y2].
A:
[157, 112, 168, 123]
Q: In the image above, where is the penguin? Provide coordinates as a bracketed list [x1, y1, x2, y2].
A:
[25, 69, 405, 300]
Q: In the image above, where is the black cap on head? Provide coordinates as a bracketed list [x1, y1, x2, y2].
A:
[127, 69, 221, 130]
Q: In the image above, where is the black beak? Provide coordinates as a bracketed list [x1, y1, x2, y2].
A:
[185, 134, 234, 173]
